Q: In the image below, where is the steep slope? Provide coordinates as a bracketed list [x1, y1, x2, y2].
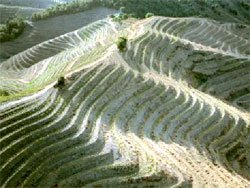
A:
[0, 18, 121, 97]
[0, 17, 249, 188]
[123, 17, 250, 112]
[0, 7, 117, 61]
[0, 4, 42, 24]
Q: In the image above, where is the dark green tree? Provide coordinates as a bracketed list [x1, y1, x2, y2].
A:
[116, 36, 127, 51]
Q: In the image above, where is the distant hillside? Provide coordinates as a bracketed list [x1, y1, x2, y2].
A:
[29, 0, 250, 24]
[0, 16, 249, 187]
[0, 4, 42, 24]
[0, 7, 117, 61]
[0, 0, 73, 8]
[116, 0, 250, 24]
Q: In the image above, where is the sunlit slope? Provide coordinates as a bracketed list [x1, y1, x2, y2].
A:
[0, 18, 122, 98]
[0, 17, 249, 187]
[124, 17, 250, 112]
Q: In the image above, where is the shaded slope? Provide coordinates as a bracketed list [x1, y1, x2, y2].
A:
[0, 7, 117, 61]
[0, 4, 42, 24]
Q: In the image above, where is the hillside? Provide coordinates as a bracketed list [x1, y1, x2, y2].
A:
[0, 4, 42, 24]
[0, 0, 74, 8]
[0, 7, 117, 61]
[0, 15, 249, 188]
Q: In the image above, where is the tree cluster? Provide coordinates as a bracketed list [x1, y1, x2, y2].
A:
[0, 17, 26, 43]
[112, 0, 249, 23]
[31, 0, 112, 21]
[30, 0, 249, 24]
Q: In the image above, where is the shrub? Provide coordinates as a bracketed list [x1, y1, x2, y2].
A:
[145, 12, 154, 18]
[55, 76, 65, 88]
[116, 36, 127, 51]
[0, 89, 9, 96]
[193, 72, 208, 86]
[112, 17, 122, 23]
[121, 13, 128, 19]
[229, 9, 238, 15]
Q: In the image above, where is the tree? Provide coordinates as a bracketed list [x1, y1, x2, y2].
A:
[57, 76, 65, 87]
[116, 36, 127, 51]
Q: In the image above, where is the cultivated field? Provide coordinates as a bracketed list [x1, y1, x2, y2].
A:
[0, 7, 117, 61]
[0, 15, 249, 187]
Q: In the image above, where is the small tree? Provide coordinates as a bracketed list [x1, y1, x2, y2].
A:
[121, 13, 128, 19]
[116, 36, 127, 51]
[55, 76, 65, 88]
[145, 12, 154, 18]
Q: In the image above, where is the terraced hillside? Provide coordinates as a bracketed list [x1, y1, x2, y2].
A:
[0, 16, 250, 188]
[0, 7, 117, 61]
[123, 17, 250, 112]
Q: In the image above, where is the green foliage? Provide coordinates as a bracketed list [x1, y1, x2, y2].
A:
[112, 16, 122, 23]
[228, 8, 238, 16]
[0, 89, 9, 96]
[111, 13, 131, 23]
[57, 76, 65, 88]
[31, 0, 112, 21]
[236, 24, 247, 29]
[116, 36, 127, 51]
[121, 13, 128, 19]
[30, 0, 250, 23]
[112, 0, 250, 24]
[145, 12, 154, 18]
[193, 72, 208, 86]
[0, 17, 26, 43]
[54, 76, 66, 88]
